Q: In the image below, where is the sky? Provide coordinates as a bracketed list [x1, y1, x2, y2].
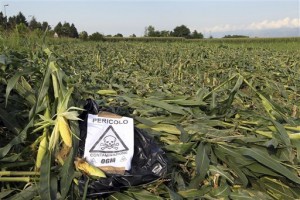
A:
[1, 0, 300, 37]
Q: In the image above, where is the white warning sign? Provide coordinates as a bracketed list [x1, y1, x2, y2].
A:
[89, 125, 129, 153]
[84, 114, 134, 171]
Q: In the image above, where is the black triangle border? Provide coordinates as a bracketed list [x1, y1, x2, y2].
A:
[89, 125, 129, 153]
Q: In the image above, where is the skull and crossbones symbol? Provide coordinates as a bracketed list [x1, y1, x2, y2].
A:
[100, 135, 119, 150]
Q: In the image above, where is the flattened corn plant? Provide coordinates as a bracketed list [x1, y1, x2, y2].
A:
[1, 38, 300, 199]
[0, 47, 84, 199]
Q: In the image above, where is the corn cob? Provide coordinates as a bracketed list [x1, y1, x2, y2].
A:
[35, 134, 48, 171]
[74, 157, 106, 178]
[35, 108, 51, 171]
[58, 116, 72, 147]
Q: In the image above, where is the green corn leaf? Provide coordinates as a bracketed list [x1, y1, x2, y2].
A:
[0, 190, 15, 199]
[29, 64, 51, 120]
[60, 120, 80, 199]
[57, 87, 74, 113]
[164, 98, 206, 106]
[0, 107, 21, 134]
[108, 192, 135, 200]
[226, 159, 249, 187]
[144, 98, 186, 115]
[229, 189, 273, 200]
[166, 187, 183, 200]
[7, 185, 38, 200]
[59, 148, 75, 199]
[39, 151, 56, 200]
[240, 147, 300, 184]
[126, 188, 163, 200]
[5, 69, 33, 107]
[164, 142, 195, 154]
[137, 123, 181, 135]
[178, 186, 211, 198]
[270, 119, 291, 146]
[210, 183, 231, 197]
[195, 142, 210, 182]
[0, 118, 34, 158]
[209, 165, 234, 184]
[134, 116, 157, 126]
[258, 177, 298, 200]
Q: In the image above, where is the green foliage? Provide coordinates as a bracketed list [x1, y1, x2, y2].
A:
[54, 22, 79, 38]
[223, 35, 249, 38]
[28, 16, 42, 30]
[171, 25, 191, 38]
[145, 25, 167, 37]
[89, 32, 104, 41]
[144, 25, 202, 39]
[114, 33, 123, 37]
[15, 23, 28, 35]
[79, 31, 88, 40]
[0, 36, 300, 199]
[7, 12, 28, 30]
[191, 30, 204, 39]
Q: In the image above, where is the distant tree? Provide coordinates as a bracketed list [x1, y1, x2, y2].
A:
[114, 33, 123, 37]
[0, 12, 6, 29]
[7, 16, 17, 29]
[15, 12, 28, 26]
[89, 32, 104, 41]
[160, 30, 170, 37]
[61, 22, 70, 37]
[5, 12, 28, 30]
[69, 23, 78, 38]
[41, 21, 51, 31]
[54, 22, 63, 36]
[223, 34, 249, 38]
[54, 21, 79, 38]
[130, 34, 136, 37]
[171, 25, 191, 38]
[191, 30, 204, 39]
[29, 16, 42, 30]
[79, 31, 88, 40]
[106, 34, 112, 37]
[144, 25, 156, 37]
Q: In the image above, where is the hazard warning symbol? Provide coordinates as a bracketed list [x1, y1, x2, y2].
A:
[84, 114, 134, 171]
[89, 125, 129, 153]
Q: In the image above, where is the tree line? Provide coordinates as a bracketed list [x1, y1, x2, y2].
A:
[144, 25, 203, 39]
[0, 11, 79, 38]
[0, 11, 207, 40]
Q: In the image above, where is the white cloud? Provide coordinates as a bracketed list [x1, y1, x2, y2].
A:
[202, 17, 300, 33]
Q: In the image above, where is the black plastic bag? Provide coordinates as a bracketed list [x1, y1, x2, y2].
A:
[78, 99, 167, 197]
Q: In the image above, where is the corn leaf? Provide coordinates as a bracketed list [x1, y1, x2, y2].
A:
[5, 69, 33, 107]
[240, 147, 300, 184]
[39, 151, 56, 200]
[6, 186, 38, 200]
[144, 99, 186, 115]
[126, 188, 164, 200]
[195, 142, 210, 182]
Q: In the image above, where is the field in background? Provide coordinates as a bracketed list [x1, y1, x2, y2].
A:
[1, 35, 300, 199]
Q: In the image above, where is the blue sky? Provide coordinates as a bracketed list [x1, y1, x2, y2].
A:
[2, 0, 300, 37]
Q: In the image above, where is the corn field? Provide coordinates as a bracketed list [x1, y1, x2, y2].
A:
[1, 36, 300, 199]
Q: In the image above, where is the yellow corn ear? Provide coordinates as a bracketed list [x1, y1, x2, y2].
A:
[35, 134, 48, 171]
[35, 108, 51, 171]
[74, 158, 106, 178]
[58, 116, 72, 147]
